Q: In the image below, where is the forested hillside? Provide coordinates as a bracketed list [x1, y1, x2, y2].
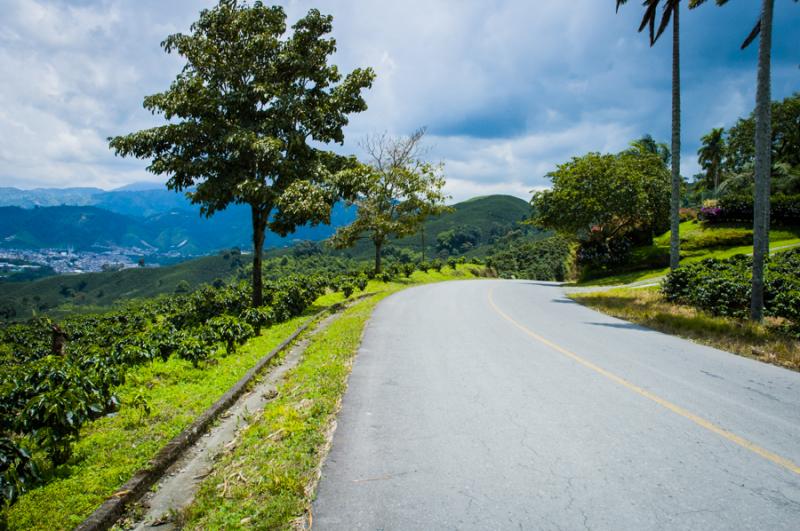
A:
[340, 194, 537, 260]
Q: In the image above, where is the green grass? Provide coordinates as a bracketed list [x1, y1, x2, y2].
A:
[4, 266, 479, 530]
[575, 221, 800, 287]
[569, 287, 799, 370]
[180, 267, 478, 529]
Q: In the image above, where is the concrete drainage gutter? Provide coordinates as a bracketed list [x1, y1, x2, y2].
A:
[75, 296, 365, 531]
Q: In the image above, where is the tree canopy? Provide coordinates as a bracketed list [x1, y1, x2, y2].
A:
[698, 127, 725, 193]
[109, 1, 374, 305]
[331, 129, 449, 273]
[726, 92, 800, 174]
[692, 93, 800, 197]
[532, 151, 670, 242]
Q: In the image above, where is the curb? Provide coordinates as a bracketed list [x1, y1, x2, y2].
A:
[75, 296, 367, 531]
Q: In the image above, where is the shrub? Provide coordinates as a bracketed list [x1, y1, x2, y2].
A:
[240, 307, 274, 334]
[701, 194, 800, 224]
[576, 237, 632, 270]
[679, 207, 698, 222]
[487, 236, 571, 281]
[206, 315, 255, 354]
[175, 334, 209, 367]
[436, 225, 482, 255]
[0, 438, 39, 508]
[662, 249, 800, 334]
[341, 281, 355, 298]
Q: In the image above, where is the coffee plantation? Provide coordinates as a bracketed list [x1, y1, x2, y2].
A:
[0, 271, 369, 509]
[662, 249, 800, 335]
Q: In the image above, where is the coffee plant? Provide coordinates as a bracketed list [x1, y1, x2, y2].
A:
[0, 437, 39, 509]
[662, 249, 800, 334]
[0, 271, 352, 507]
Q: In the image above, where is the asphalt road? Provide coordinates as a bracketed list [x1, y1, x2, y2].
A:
[312, 280, 800, 530]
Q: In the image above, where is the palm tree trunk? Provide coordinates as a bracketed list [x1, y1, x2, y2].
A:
[751, 0, 774, 321]
[669, 3, 681, 271]
[714, 163, 719, 196]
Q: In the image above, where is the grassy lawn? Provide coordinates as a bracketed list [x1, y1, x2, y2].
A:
[569, 287, 799, 370]
[180, 267, 478, 529]
[4, 266, 478, 530]
[575, 221, 800, 287]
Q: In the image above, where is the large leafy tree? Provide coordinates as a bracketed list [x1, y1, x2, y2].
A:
[697, 127, 725, 194]
[532, 151, 670, 242]
[109, 1, 374, 306]
[724, 93, 800, 174]
[616, 0, 683, 270]
[331, 129, 449, 274]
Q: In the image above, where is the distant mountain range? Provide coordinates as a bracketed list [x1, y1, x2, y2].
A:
[1, 183, 219, 217]
[0, 194, 535, 320]
[0, 184, 356, 255]
[0, 185, 534, 262]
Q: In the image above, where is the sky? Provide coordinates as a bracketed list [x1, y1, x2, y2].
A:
[0, 0, 798, 202]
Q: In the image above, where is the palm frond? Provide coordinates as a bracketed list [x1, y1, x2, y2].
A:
[638, 1, 660, 43]
[655, 4, 673, 42]
[741, 19, 760, 49]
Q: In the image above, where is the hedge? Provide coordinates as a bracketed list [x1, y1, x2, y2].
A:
[701, 194, 800, 224]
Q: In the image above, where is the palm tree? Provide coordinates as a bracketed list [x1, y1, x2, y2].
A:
[697, 127, 725, 195]
[691, 0, 798, 320]
[629, 134, 672, 166]
[749, 0, 775, 321]
[616, 0, 682, 270]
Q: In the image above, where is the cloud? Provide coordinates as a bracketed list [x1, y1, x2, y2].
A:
[0, 0, 797, 198]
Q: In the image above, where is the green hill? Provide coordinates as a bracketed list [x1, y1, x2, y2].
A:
[341, 194, 534, 260]
[0, 251, 248, 321]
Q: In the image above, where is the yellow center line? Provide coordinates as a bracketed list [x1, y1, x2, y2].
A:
[487, 287, 800, 476]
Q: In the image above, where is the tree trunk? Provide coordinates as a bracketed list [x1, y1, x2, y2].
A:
[374, 238, 383, 274]
[669, 4, 681, 271]
[751, 0, 774, 321]
[714, 164, 719, 196]
[421, 226, 425, 263]
[251, 205, 267, 307]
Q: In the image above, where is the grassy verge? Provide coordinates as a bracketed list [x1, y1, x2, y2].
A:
[569, 287, 799, 370]
[4, 266, 477, 530]
[180, 267, 476, 529]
